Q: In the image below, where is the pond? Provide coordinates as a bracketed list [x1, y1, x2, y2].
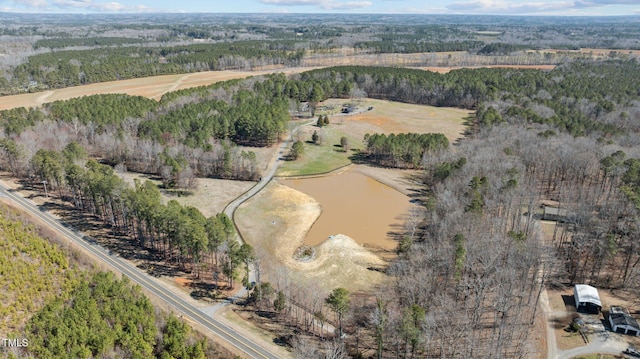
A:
[281, 171, 411, 251]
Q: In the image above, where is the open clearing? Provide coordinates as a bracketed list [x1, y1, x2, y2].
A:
[278, 98, 469, 177]
[539, 220, 640, 358]
[547, 284, 640, 352]
[301, 48, 562, 70]
[0, 67, 312, 110]
[118, 172, 255, 218]
[333, 98, 470, 142]
[277, 121, 359, 177]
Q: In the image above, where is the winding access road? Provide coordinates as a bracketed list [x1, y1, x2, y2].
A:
[219, 118, 315, 300]
[0, 182, 279, 359]
[223, 118, 315, 220]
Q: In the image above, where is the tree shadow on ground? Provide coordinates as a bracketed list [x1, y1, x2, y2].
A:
[36, 198, 185, 278]
[139, 261, 178, 278]
[188, 280, 233, 301]
[348, 151, 368, 164]
[273, 334, 293, 347]
[550, 312, 577, 330]
[404, 172, 430, 199]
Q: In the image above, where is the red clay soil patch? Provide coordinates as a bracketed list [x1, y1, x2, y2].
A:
[175, 277, 192, 288]
[331, 98, 469, 142]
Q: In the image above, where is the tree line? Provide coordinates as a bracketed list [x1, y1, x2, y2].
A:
[33, 37, 146, 49]
[26, 145, 254, 289]
[362, 133, 450, 168]
[2, 41, 304, 94]
[354, 40, 483, 54]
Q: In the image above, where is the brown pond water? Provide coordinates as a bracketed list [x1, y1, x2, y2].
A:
[281, 171, 411, 250]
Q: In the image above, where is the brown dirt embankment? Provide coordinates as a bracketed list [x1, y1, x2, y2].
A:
[235, 180, 388, 294]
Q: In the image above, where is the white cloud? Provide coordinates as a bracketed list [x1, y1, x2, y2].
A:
[99, 2, 125, 11]
[2, 0, 175, 13]
[578, 0, 640, 4]
[45, 0, 170, 12]
[15, 0, 49, 7]
[260, 0, 326, 5]
[446, 0, 640, 14]
[323, 1, 372, 10]
[52, 0, 123, 11]
[260, 0, 372, 10]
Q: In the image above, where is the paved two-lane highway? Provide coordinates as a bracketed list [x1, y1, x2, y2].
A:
[0, 183, 280, 359]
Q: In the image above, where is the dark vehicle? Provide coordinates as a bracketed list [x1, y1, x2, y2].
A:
[624, 347, 640, 358]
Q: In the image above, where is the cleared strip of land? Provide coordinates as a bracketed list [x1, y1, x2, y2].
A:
[0, 67, 311, 110]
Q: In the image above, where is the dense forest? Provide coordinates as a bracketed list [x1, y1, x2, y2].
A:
[0, 204, 231, 359]
[27, 272, 212, 358]
[353, 40, 483, 54]
[0, 205, 76, 336]
[5, 41, 303, 93]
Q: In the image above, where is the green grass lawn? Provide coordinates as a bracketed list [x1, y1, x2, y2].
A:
[277, 124, 361, 176]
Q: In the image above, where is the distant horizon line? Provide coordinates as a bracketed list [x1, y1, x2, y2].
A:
[1, 11, 640, 18]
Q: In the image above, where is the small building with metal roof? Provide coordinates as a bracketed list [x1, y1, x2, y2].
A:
[574, 284, 602, 313]
[609, 306, 640, 336]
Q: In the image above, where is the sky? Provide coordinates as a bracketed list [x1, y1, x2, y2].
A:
[1, 0, 640, 16]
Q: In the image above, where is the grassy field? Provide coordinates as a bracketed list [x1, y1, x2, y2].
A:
[0, 68, 311, 110]
[277, 124, 361, 176]
[278, 98, 469, 177]
[119, 172, 255, 218]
